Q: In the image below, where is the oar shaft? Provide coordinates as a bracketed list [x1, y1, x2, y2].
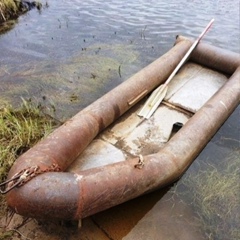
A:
[138, 19, 214, 119]
[165, 19, 214, 86]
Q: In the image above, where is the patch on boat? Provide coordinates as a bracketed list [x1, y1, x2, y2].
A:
[165, 63, 228, 113]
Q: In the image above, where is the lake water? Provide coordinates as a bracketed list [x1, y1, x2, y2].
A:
[0, 0, 239, 239]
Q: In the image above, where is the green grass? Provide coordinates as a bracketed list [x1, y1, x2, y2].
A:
[0, 99, 58, 214]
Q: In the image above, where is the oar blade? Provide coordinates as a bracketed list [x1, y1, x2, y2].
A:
[138, 19, 214, 120]
[138, 85, 168, 119]
[138, 87, 161, 117]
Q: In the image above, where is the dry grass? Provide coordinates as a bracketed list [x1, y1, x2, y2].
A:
[0, 0, 18, 21]
[0, 0, 42, 22]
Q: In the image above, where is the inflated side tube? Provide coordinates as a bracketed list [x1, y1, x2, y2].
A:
[6, 38, 240, 220]
[176, 35, 240, 74]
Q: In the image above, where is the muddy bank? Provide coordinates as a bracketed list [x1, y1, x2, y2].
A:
[0, 0, 42, 23]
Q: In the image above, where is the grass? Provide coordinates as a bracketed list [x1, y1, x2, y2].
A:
[0, 0, 42, 22]
[175, 151, 240, 240]
[0, 0, 18, 21]
[0, 99, 58, 215]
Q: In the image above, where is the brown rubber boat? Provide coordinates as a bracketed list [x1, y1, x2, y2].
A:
[1, 36, 240, 221]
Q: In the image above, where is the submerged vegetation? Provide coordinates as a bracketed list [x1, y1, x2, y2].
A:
[0, 99, 58, 215]
[0, 43, 139, 120]
[175, 152, 240, 240]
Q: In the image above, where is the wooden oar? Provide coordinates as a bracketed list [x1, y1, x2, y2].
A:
[138, 19, 215, 119]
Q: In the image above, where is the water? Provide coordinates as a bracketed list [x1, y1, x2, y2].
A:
[0, 0, 239, 118]
[0, 0, 239, 239]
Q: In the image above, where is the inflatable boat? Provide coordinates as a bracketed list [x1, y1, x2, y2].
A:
[2, 35, 240, 220]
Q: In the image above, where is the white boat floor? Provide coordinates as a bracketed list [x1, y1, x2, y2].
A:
[165, 62, 228, 113]
[68, 62, 228, 173]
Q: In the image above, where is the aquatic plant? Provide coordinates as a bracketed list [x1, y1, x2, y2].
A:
[0, 43, 139, 120]
[175, 152, 240, 240]
[0, 99, 58, 214]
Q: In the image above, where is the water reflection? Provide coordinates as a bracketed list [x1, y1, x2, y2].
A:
[0, 0, 239, 239]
